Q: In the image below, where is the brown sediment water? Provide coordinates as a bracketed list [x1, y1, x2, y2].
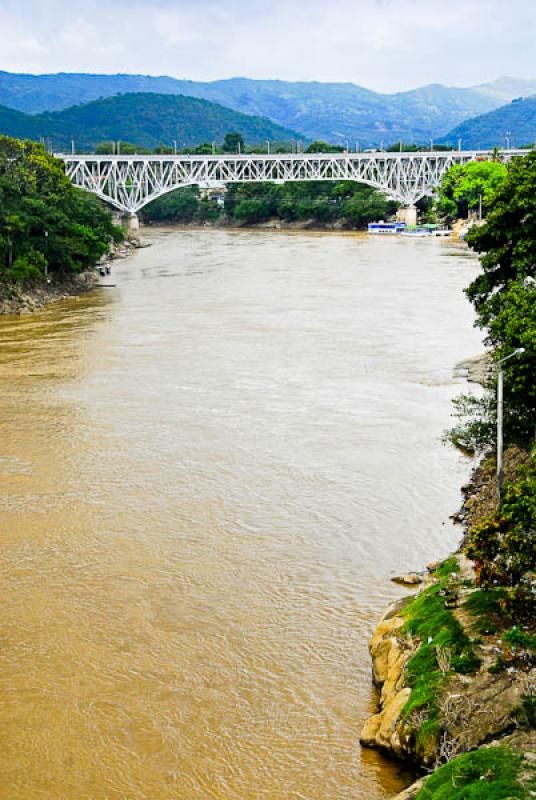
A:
[0, 229, 482, 799]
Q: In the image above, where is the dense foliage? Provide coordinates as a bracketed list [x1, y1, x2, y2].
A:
[449, 151, 536, 607]
[142, 186, 220, 225]
[224, 181, 393, 226]
[0, 93, 298, 152]
[142, 180, 394, 228]
[437, 160, 507, 219]
[0, 135, 122, 283]
[466, 151, 536, 445]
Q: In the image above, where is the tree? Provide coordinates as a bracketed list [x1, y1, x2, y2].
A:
[142, 187, 200, 223]
[437, 160, 507, 219]
[305, 141, 344, 153]
[0, 135, 123, 284]
[447, 151, 536, 451]
[223, 132, 245, 153]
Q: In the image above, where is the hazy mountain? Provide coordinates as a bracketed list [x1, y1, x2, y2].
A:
[439, 96, 536, 149]
[1, 70, 535, 146]
[0, 92, 298, 151]
[472, 76, 536, 104]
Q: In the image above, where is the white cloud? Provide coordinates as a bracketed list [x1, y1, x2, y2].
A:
[0, 0, 534, 90]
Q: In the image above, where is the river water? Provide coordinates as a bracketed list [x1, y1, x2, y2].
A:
[0, 229, 482, 799]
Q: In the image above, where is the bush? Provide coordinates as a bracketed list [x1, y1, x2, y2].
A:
[5, 249, 47, 283]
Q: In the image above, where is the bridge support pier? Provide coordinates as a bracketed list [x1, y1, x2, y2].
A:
[397, 205, 418, 227]
[126, 212, 140, 233]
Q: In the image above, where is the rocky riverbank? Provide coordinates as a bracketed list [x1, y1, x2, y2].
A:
[0, 238, 137, 316]
[361, 446, 536, 798]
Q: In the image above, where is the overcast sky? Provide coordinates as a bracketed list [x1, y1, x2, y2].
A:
[1, 0, 534, 92]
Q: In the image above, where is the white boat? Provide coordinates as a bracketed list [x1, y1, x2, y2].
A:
[367, 221, 406, 235]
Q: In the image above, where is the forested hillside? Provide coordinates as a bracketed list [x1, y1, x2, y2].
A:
[1, 70, 535, 145]
[0, 93, 299, 151]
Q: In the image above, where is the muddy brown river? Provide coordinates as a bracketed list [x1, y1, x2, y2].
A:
[0, 229, 482, 799]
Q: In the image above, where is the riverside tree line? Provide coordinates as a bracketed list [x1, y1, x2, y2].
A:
[0, 135, 123, 285]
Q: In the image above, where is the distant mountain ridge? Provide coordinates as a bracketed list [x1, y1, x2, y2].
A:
[0, 93, 299, 151]
[440, 95, 536, 149]
[1, 71, 535, 146]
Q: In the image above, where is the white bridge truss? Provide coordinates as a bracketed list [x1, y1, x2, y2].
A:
[58, 150, 528, 215]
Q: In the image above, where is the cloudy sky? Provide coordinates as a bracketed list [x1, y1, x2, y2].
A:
[0, 0, 534, 92]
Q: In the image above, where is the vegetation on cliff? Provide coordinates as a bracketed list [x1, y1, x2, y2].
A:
[0, 135, 122, 288]
[363, 151, 535, 798]
[413, 744, 536, 799]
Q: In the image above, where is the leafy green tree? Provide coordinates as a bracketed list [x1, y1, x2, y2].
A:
[438, 160, 507, 219]
[447, 152, 535, 452]
[143, 187, 200, 223]
[464, 152, 536, 445]
[0, 135, 123, 284]
[305, 141, 344, 153]
[223, 132, 245, 153]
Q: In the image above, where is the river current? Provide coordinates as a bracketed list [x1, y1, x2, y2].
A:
[0, 229, 482, 799]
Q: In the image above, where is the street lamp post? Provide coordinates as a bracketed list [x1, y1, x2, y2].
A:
[496, 348, 525, 506]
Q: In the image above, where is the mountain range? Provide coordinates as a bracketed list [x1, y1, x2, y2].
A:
[1, 71, 536, 146]
[438, 96, 536, 149]
[0, 93, 297, 151]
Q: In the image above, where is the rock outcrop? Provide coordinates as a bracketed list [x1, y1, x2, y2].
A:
[360, 557, 535, 770]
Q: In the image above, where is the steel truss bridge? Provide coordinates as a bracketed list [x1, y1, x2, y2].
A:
[58, 150, 528, 217]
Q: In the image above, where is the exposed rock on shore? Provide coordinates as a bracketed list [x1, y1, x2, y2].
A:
[0, 237, 139, 316]
[0, 271, 99, 315]
[360, 556, 535, 770]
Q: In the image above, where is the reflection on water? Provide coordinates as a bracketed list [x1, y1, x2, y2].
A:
[0, 230, 481, 799]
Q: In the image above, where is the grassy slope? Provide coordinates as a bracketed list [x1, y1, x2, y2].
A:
[415, 745, 536, 799]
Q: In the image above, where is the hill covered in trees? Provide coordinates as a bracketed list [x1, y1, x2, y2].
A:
[0, 93, 299, 152]
[440, 96, 536, 149]
[1, 70, 536, 146]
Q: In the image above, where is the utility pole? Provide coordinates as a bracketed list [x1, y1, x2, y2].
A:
[266, 141, 270, 154]
[458, 138, 462, 152]
[71, 139, 75, 155]
[496, 348, 525, 506]
[173, 140, 177, 155]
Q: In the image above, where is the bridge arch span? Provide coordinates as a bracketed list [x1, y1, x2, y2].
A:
[58, 150, 528, 217]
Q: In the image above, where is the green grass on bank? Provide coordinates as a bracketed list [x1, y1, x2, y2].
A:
[414, 745, 535, 799]
[401, 557, 481, 749]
